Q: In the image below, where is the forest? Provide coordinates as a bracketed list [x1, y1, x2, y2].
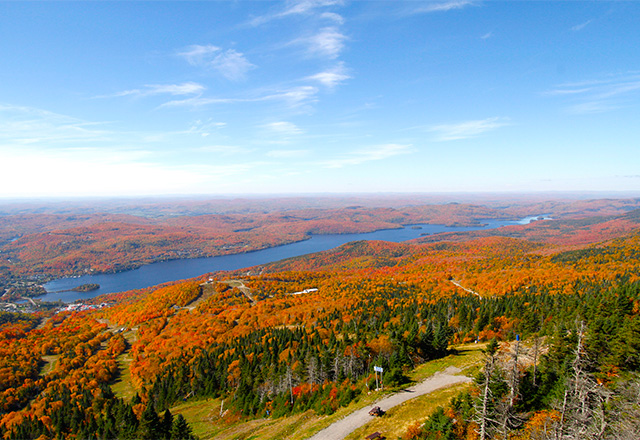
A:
[1, 196, 638, 299]
[0, 196, 640, 439]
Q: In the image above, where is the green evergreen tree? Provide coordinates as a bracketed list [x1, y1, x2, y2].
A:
[138, 403, 162, 440]
[170, 414, 196, 440]
[161, 408, 174, 439]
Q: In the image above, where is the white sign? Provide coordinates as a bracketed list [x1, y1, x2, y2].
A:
[374, 366, 383, 373]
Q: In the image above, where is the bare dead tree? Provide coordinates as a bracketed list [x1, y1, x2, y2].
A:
[555, 321, 612, 440]
[532, 334, 540, 387]
[606, 375, 640, 439]
[306, 355, 318, 386]
[476, 339, 500, 440]
[497, 338, 525, 439]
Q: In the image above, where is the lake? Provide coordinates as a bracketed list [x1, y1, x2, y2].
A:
[41, 216, 542, 302]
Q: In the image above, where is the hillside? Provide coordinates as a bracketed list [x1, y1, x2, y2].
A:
[0, 198, 640, 439]
[0, 200, 514, 299]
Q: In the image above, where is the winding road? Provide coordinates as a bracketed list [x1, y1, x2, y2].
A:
[306, 367, 472, 440]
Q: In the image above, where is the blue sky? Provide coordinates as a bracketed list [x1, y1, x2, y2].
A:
[1, 0, 639, 197]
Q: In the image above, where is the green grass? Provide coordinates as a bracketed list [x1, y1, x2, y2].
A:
[411, 343, 486, 382]
[110, 330, 138, 401]
[40, 355, 59, 376]
[344, 382, 471, 440]
[172, 392, 382, 440]
[171, 397, 230, 439]
[171, 344, 486, 440]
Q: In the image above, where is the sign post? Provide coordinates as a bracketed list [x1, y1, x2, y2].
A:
[373, 366, 383, 391]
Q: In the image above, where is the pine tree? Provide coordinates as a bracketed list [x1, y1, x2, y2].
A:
[170, 414, 196, 440]
[161, 409, 174, 439]
[138, 403, 162, 440]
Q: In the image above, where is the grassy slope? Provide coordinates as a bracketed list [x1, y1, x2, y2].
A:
[171, 343, 485, 440]
[39, 355, 59, 376]
[110, 329, 138, 401]
[344, 383, 470, 440]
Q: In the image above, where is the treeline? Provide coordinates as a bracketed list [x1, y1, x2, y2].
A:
[0, 311, 199, 440]
[148, 295, 453, 417]
[407, 279, 640, 440]
[0, 203, 505, 281]
[4, 385, 196, 440]
[148, 276, 640, 421]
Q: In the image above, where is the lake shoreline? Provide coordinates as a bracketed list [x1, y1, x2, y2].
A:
[40, 217, 539, 303]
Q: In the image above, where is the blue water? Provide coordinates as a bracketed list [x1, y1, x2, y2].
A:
[41, 216, 543, 302]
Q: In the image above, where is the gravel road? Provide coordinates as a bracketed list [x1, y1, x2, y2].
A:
[306, 367, 471, 440]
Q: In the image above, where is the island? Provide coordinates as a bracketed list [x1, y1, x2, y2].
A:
[71, 283, 100, 292]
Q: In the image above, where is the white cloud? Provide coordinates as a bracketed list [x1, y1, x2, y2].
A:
[261, 121, 304, 136]
[546, 72, 640, 114]
[306, 27, 346, 58]
[320, 12, 344, 24]
[0, 104, 111, 145]
[249, 0, 343, 26]
[266, 149, 309, 158]
[195, 145, 252, 155]
[160, 97, 236, 108]
[428, 117, 510, 141]
[210, 49, 255, 81]
[187, 119, 226, 137]
[110, 82, 205, 98]
[321, 143, 413, 168]
[481, 32, 493, 40]
[268, 86, 319, 107]
[178, 45, 255, 81]
[161, 86, 318, 110]
[285, 0, 343, 15]
[306, 63, 350, 88]
[411, 1, 474, 14]
[178, 44, 221, 66]
[571, 20, 592, 32]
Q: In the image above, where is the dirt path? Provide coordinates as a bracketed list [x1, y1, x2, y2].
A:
[450, 279, 482, 298]
[306, 367, 472, 440]
[221, 279, 256, 306]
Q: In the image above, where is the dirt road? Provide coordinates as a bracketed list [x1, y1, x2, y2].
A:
[306, 367, 471, 440]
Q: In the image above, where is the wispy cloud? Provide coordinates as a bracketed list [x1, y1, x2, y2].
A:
[481, 31, 493, 40]
[546, 72, 640, 114]
[428, 117, 509, 141]
[106, 82, 205, 98]
[161, 86, 318, 109]
[571, 19, 593, 32]
[187, 119, 226, 137]
[266, 149, 309, 158]
[178, 45, 220, 65]
[268, 86, 319, 107]
[320, 12, 344, 24]
[306, 63, 350, 88]
[410, 1, 475, 14]
[178, 45, 255, 81]
[303, 27, 347, 59]
[194, 145, 252, 156]
[0, 104, 112, 145]
[321, 143, 413, 168]
[249, 0, 343, 26]
[261, 121, 304, 136]
[210, 49, 255, 81]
